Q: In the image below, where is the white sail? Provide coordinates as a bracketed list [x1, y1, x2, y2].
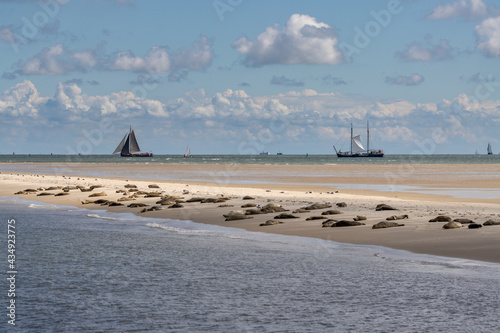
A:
[113, 133, 128, 154]
[351, 135, 365, 153]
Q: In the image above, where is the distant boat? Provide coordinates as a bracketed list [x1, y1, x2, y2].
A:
[487, 143, 493, 155]
[333, 122, 384, 158]
[113, 127, 153, 157]
[259, 152, 270, 155]
[184, 145, 192, 158]
[277, 151, 283, 155]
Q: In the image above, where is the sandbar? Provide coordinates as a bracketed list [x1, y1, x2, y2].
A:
[1, 163, 499, 263]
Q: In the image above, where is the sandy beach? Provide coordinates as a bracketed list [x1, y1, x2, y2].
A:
[1, 163, 500, 263]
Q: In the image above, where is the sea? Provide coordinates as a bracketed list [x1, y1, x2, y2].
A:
[1, 197, 500, 332]
[1, 155, 500, 332]
[2, 153, 500, 166]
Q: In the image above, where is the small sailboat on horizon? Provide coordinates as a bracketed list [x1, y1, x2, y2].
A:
[113, 127, 153, 157]
[487, 143, 493, 155]
[184, 145, 192, 158]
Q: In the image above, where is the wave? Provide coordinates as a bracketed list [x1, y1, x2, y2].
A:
[145, 222, 238, 238]
[86, 214, 120, 221]
[28, 203, 67, 211]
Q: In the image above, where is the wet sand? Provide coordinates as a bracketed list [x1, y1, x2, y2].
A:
[1, 163, 500, 263]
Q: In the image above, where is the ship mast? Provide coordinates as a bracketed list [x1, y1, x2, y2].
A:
[367, 121, 370, 152]
[350, 123, 353, 154]
[127, 125, 130, 154]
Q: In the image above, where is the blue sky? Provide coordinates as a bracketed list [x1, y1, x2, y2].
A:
[1, 0, 500, 155]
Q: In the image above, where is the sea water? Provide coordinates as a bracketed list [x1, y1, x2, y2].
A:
[1, 153, 500, 166]
[1, 197, 499, 332]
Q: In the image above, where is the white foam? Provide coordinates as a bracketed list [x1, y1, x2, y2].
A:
[146, 222, 243, 239]
[87, 214, 119, 221]
[28, 203, 66, 210]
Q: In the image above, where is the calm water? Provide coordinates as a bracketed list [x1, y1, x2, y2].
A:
[2, 197, 499, 332]
[2, 154, 500, 165]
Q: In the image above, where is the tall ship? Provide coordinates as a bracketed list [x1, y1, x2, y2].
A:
[333, 122, 384, 158]
[113, 127, 153, 157]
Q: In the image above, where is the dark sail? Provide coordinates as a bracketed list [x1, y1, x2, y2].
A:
[121, 135, 131, 155]
[129, 130, 141, 154]
[113, 127, 153, 157]
[113, 133, 128, 154]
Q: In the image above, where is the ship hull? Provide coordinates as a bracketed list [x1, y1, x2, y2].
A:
[121, 153, 153, 157]
[337, 152, 384, 158]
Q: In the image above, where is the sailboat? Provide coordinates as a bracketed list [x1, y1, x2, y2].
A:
[333, 122, 384, 157]
[487, 143, 493, 155]
[113, 127, 153, 157]
[184, 145, 192, 158]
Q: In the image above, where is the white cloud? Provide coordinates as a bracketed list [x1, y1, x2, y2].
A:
[170, 36, 213, 72]
[395, 39, 454, 61]
[232, 14, 344, 66]
[22, 44, 68, 75]
[54, 82, 89, 112]
[428, 0, 489, 20]
[369, 101, 417, 118]
[11, 44, 99, 77]
[378, 125, 416, 141]
[439, 93, 500, 116]
[0, 80, 167, 123]
[5, 36, 214, 78]
[0, 80, 46, 117]
[72, 51, 97, 69]
[109, 46, 170, 73]
[0, 26, 16, 43]
[415, 103, 439, 114]
[385, 73, 425, 86]
[143, 99, 168, 117]
[476, 16, 500, 57]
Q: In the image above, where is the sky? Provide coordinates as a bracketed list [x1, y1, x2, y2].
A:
[1, 0, 500, 155]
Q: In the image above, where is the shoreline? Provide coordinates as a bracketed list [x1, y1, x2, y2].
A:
[1, 164, 500, 263]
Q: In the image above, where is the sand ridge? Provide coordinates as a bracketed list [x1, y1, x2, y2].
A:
[1, 167, 500, 263]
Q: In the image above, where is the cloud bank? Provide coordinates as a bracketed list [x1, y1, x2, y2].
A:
[1, 80, 499, 153]
[4, 36, 214, 79]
